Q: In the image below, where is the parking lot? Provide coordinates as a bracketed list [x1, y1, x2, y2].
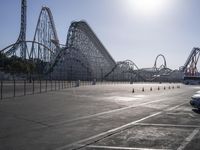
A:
[0, 83, 199, 150]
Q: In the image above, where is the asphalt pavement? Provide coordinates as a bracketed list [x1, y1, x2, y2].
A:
[0, 83, 199, 150]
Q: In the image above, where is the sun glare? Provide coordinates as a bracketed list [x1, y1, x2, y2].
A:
[126, 0, 170, 17]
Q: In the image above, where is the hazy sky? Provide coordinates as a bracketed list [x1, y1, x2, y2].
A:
[0, 0, 200, 69]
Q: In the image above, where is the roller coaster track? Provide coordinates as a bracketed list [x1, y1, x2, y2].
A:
[154, 54, 167, 70]
[104, 60, 140, 78]
[103, 54, 173, 81]
[45, 47, 93, 77]
[182, 47, 200, 77]
[2, 1, 59, 63]
[66, 21, 116, 67]
[1, 0, 116, 80]
[0, 41, 53, 55]
[30, 6, 59, 62]
[54, 21, 116, 79]
[5, 0, 28, 59]
[43, 21, 117, 80]
[1, 0, 180, 81]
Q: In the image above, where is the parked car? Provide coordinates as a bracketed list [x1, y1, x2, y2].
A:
[195, 90, 200, 94]
[190, 94, 200, 109]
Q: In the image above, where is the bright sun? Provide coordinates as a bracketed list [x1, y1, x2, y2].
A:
[127, 0, 170, 17]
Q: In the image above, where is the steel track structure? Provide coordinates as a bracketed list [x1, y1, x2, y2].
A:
[5, 0, 28, 59]
[103, 60, 145, 81]
[183, 47, 200, 77]
[30, 6, 59, 62]
[154, 54, 167, 70]
[104, 54, 173, 81]
[49, 21, 116, 80]
[1, 1, 180, 81]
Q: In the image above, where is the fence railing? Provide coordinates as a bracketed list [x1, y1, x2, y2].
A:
[0, 80, 130, 100]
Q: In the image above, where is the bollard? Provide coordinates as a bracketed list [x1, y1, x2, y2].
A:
[150, 87, 152, 91]
[132, 88, 135, 93]
[172, 86, 174, 89]
[142, 87, 144, 92]
[158, 86, 160, 90]
[164, 86, 166, 90]
[169, 86, 171, 89]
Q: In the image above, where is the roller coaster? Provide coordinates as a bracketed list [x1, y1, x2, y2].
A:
[0, 0, 199, 82]
[181, 47, 200, 84]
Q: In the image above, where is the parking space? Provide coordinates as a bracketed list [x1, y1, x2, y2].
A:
[80, 100, 200, 150]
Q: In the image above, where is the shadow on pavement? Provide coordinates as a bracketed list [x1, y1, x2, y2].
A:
[192, 109, 200, 114]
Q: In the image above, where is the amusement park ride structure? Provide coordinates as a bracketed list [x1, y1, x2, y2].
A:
[5, 0, 28, 59]
[181, 47, 200, 84]
[0, 0, 199, 83]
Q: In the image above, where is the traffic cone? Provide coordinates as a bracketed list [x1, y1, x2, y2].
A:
[142, 87, 144, 92]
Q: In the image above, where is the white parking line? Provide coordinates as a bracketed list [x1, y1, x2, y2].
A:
[134, 123, 200, 129]
[165, 102, 187, 111]
[53, 91, 189, 126]
[52, 98, 169, 126]
[56, 102, 186, 150]
[83, 145, 171, 150]
[56, 112, 161, 150]
[177, 128, 199, 150]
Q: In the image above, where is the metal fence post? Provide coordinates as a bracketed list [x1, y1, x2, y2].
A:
[40, 80, 42, 93]
[1, 81, 3, 100]
[55, 80, 56, 90]
[13, 79, 16, 97]
[67, 81, 69, 88]
[45, 80, 47, 92]
[32, 79, 35, 94]
[59, 80, 60, 90]
[24, 80, 26, 96]
[51, 80, 52, 91]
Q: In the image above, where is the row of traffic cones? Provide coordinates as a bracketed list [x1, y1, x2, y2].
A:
[132, 85, 181, 93]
